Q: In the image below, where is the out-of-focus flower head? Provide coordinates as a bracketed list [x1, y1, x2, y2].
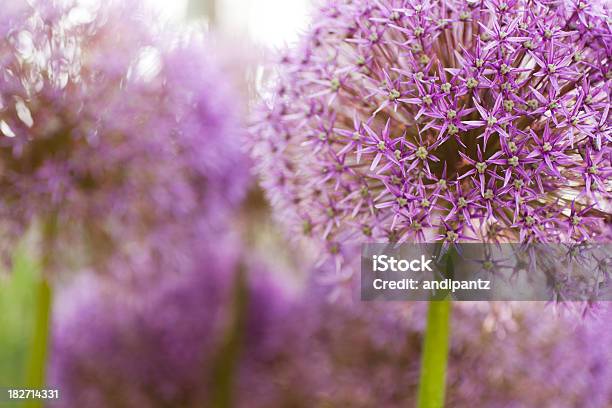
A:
[251, 0, 611, 276]
[50, 238, 240, 408]
[239, 298, 612, 407]
[49, 235, 293, 408]
[51, 263, 612, 407]
[0, 0, 248, 274]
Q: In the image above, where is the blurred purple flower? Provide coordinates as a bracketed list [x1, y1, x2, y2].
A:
[50, 239, 239, 408]
[49, 234, 301, 408]
[51, 264, 612, 407]
[250, 0, 611, 276]
[0, 0, 248, 274]
[239, 297, 612, 408]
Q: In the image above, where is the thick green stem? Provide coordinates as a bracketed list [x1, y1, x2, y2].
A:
[417, 244, 454, 408]
[211, 264, 249, 408]
[416, 299, 452, 408]
[24, 278, 52, 408]
[24, 215, 57, 408]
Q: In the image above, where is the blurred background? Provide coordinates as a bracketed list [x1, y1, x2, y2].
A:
[0, 0, 307, 381]
[148, 0, 311, 47]
[0, 0, 315, 404]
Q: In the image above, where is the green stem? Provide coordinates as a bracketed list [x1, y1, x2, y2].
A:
[417, 243, 455, 408]
[416, 298, 452, 408]
[211, 264, 249, 408]
[24, 278, 52, 408]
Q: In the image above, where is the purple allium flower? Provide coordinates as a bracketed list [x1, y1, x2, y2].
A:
[238, 298, 612, 408]
[49, 239, 239, 408]
[251, 0, 611, 274]
[0, 0, 248, 274]
[445, 303, 612, 407]
[49, 235, 298, 408]
[50, 253, 612, 407]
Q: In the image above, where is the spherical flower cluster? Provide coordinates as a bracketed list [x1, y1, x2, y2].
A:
[50, 263, 612, 407]
[49, 239, 239, 408]
[251, 0, 611, 272]
[0, 0, 247, 274]
[49, 234, 298, 408]
[239, 299, 612, 407]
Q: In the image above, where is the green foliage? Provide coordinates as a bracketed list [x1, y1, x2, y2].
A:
[0, 252, 38, 387]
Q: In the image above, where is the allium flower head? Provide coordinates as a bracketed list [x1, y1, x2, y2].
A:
[49, 235, 298, 408]
[252, 0, 611, 269]
[0, 0, 247, 273]
[50, 239, 240, 408]
[49, 243, 612, 407]
[239, 298, 612, 407]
